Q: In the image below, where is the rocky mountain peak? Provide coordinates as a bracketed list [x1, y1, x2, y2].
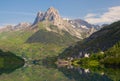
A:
[46, 7, 58, 14]
[33, 12, 44, 25]
[27, 7, 101, 39]
[33, 7, 62, 26]
[37, 12, 44, 16]
[45, 7, 61, 21]
[0, 25, 14, 32]
[14, 22, 31, 28]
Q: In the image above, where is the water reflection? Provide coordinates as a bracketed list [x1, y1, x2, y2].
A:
[58, 67, 112, 81]
[40, 56, 120, 81]
[0, 50, 25, 75]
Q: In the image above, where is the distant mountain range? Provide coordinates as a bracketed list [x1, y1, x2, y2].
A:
[0, 7, 101, 41]
[69, 19, 100, 29]
[59, 21, 120, 58]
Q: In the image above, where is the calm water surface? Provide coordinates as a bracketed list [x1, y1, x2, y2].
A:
[0, 56, 119, 81]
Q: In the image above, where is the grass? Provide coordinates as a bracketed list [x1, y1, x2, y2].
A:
[0, 25, 76, 81]
[72, 41, 120, 69]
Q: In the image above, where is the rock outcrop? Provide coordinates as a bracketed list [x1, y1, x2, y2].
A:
[0, 7, 98, 39]
[33, 7, 63, 26]
[14, 22, 31, 30]
[32, 7, 97, 39]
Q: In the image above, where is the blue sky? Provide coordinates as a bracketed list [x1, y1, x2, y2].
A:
[0, 0, 120, 26]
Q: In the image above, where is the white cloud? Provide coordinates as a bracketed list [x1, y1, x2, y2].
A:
[85, 13, 97, 18]
[84, 6, 120, 24]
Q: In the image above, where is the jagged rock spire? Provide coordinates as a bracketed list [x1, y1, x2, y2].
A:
[33, 7, 62, 25]
[31, 7, 95, 39]
[47, 7, 58, 13]
[33, 12, 44, 25]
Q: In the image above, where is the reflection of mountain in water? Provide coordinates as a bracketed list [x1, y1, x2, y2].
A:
[0, 49, 25, 75]
[40, 56, 113, 81]
[58, 67, 112, 81]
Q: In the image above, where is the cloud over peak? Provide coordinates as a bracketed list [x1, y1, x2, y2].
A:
[85, 6, 120, 24]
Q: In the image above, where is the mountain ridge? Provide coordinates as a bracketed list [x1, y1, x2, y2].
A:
[58, 21, 120, 58]
[0, 7, 100, 40]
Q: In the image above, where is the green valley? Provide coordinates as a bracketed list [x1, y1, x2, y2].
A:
[0, 6, 120, 81]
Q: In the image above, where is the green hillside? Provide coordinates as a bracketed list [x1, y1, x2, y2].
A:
[59, 21, 120, 58]
[26, 22, 79, 45]
[26, 29, 79, 45]
[0, 22, 78, 81]
[73, 41, 120, 67]
[0, 21, 80, 59]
